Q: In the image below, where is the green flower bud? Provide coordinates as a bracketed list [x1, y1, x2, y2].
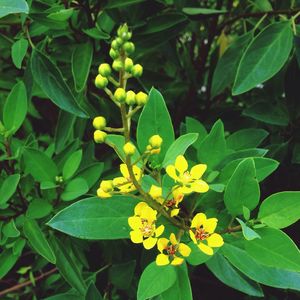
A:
[131, 64, 143, 78]
[95, 74, 108, 89]
[125, 90, 136, 105]
[111, 39, 120, 50]
[114, 88, 126, 103]
[112, 59, 123, 71]
[117, 24, 128, 37]
[94, 130, 107, 143]
[98, 63, 111, 77]
[124, 58, 133, 72]
[109, 48, 119, 59]
[136, 91, 148, 105]
[123, 42, 135, 55]
[116, 37, 123, 46]
[93, 116, 106, 130]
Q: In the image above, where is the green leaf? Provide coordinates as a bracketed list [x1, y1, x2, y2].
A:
[186, 242, 212, 265]
[0, 174, 20, 206]
[3, 219, 20, 238]
[23, 148, 58, 182]
[236, 218, 261, 241]
[182, 7, 226, 15]
[63, 150, 83, 180]
[226, 128, 268, 151]
[109, 260, 136, 290]
[26, 199, 52, 219]
[185, 117, 207, 148]
[137, 88, 174, 165]
[61, 177, 89, 201]
[48, 196, 138, 239]
[0, 249, 22, 279]
[72, 42, 93, 92]
[105, 0, 146, 9]
[223, 242, 300, 290]
[31, 49, 88, 118]
[23, 218, 56, 264]
[206, 253, 264, 297]
[233, 21, 293, 95]
[45, 292, 84, 300]
[224, 158, 260, 215]
[76, 163, 104, 188]
[258, 192, 300, 228]
[137, 262, 176, 300]
[82, 28, 110, 40]
[0, 0, 29, 18]
[197, 119, 227, 170]
[85, 282, 103, 300]
[11, 38, 28, 69]
[162, 133, 198, 167]
[47, 8, 74, 21]
[245, 228, 300, 272]
[3, 81, 27, 133]
[211, 32, 252, 97]
[49, 236, 86, 295]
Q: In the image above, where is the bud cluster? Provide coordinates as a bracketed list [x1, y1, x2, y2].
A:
[146, 135, 163, 154]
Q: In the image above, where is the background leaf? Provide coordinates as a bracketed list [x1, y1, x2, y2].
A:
[0, 0, 29, 18]
[11, 38, 28, 69]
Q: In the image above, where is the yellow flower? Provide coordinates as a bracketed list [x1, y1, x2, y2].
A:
[97, 180, 113, 198]
[189, 213, 224, 255]
[123, 142, 136, 156]
[113, 164, 142, 193]
[166, 155, 209, 194]
[156, 233, 191, 266]
[149, 185, 164, 204]
[128, 202, 164, 249]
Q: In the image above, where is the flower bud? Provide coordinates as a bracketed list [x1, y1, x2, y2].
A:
[100, 180, 114, 192]
[136, 91, 148, 105]
[94, 130, 107, 143]
[98, 63, 111, 77]
[131, 64, 143, 77]
[109, 48, 119, 59]
[123, 142, 136, 156]
[93, 116, 106, 130]
[149, 135, 163, 148]
[111, 39, 120, 50]
[117, 24, 131, 41]
[114, 88, 126, 103]
[124, 58, 133, 72]
[95, 74, 108, 89]
[125, 90, 136, 105]
[112, 59, 123, 71]
[123, 42, 135, 55]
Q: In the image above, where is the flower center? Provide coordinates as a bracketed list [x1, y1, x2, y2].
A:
[195, 228, 210, 241]
[166, 244, 177, 256]
[180, 171, 192, 185]
[140, 219, 154, 237]
[165, 198, 176, 207]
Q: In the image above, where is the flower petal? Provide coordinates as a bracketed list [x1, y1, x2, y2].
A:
[204, 218, 218, 233]
[132, 165, 142, 180]
[128, 216, 142, 230]
[169, 233, 178, 245]
[141, 206, 157, 223]
[143, 237, 157, 249]
[149, 185, 162, 199]
[191, 213, 206, 228]
[175, 155, 188, 174]
[113, 177, 127, 187]
[166, 165, 178, 181]
[190, 164, 207, 179]
[189, 230, 197, 244]
[130, 230, 143, 244]
[207, 233, 224, 247]
[157, 238, 169, 253]
[181, 186, 193, 194]
[198, 242, 213, 255]
[155, 225, 165, 237]
[97, 188, 111, 198]
[120, 164, 129, 178]
[134, 202, 148, 216]
[178, 243, 191, 257]
[191, 180, 209, 193]
[170, 208, 180, 217]
[171, 256, 184, 266]
[156, 254, 169, 266]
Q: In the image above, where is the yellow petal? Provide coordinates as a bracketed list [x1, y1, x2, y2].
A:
[172, 187, 184, 203]
[181, 186, 193, 194]
[132, 165, 142, 180]
[189, 230, 197, 244]
[207, 233, 224, 247]
[190, 164, 207, 179]
[204, 218, 218, 233]
[171, 256, 184, 266]
[155, 225, 164, 237]
[198, 242, 213, 255]
[128, 216, 142, 230]
[157, 238, 169, 253]
[149, 185, 162, 199]
[191, 180, 209, 193]
[120, 164, 129, 178]
[143, 237, 157, 249]
[175, 155, 188, 174]
[178, 243, 191, 257]
[119, 183, 135, 193]
[169, 233, 178, 245]
[170, 208, 180, 217]
[113, 177, 127, 187]
[141, 206, 157, 223]
[191, 213, 206, 228]
[97, 188, 111, 198]
[166, 165, 178, 181]
[156, 254, 169, 266]
[134, 202, 148, 216]
[130, 230, 143, 244]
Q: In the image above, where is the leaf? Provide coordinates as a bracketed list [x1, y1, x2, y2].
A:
[3, 81, 27, 134]
[137, 88, 174, 165]
[185, 117, 207, 148]
[61, 177, 89, 201]
[224, 158, 260, 215]
[3, 219, 20, 238]
[226, 128, 268, 151]
[11, 38, 28, 69]
[182, 7, 227, 15]
[211, 32, 252, 97]
[26, 199, 53, 219]
[31, 49, 88, 118]
[137, 262, 176, 300]
[0, 249, 22, 279]
[49, 236, 86, 295]
[0, 174, 20, 206]
[258, 191, 300, 229]
[75, 163, 104, 188]
[85, 282, 103, 300]
[197, 119, 227, 170]
[47, 196, 139, 239]
[23, 148, 58, 182]
[0, 0, 29, 18]
[109, 260, 136, 290]
[82, 28, 110, 40]
[186, 242, 212, 265]
[105, 0, 146, 9]
[236, 218, 261, 241]
[23, 218, 56, 264]
[233, 21, 293, 95]
[63, 150, 83, 180]
[47, 8, 74, 21]
[206, 253, 264, 297]
[72, 42, 93, 92]
[245, 228, 300, 272]
[162, 133, 198, 167]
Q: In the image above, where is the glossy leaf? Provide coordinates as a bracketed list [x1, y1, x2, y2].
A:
[185, 117, 207, 148]
[62, 150, 83, 180]
[0, 0, 29, 18]
[61, 177, 89, 201]
[182, 7, 226, 15]
[236, 218, 261, 241]
[11, 38, 28, 69]
[105, 0, 146, 9]
[85, 282, 103, 300]
[0, 249, 22, 279]
[0, 174, 20, 206]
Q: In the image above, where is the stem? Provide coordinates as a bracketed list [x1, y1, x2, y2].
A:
[104, 88, 120, 107]
[104, 127, 124, 133]
[126, 105, 142, 118]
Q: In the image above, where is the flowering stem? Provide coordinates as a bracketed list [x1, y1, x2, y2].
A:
[104, 127, 124, 133]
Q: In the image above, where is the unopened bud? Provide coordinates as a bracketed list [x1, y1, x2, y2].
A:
[124, 58, 133, 72]
[136, 91, 148, 105]
[149, 135, 163, 148]
[109, 48, 119, 59]
[94, 130, 107, 143]
[95, 74, 108, 89]
[131, 64, 143, 77]
[123, 42, 135, 55]
[114, 88, 126, 103]
[98, 63, 111, 77]
[100, 180, 114, 192]
[125, 90, 136, 105]
[123, 142, 136, 156]
[93, 116, 106, 130]
[112, 59, 123, 71]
